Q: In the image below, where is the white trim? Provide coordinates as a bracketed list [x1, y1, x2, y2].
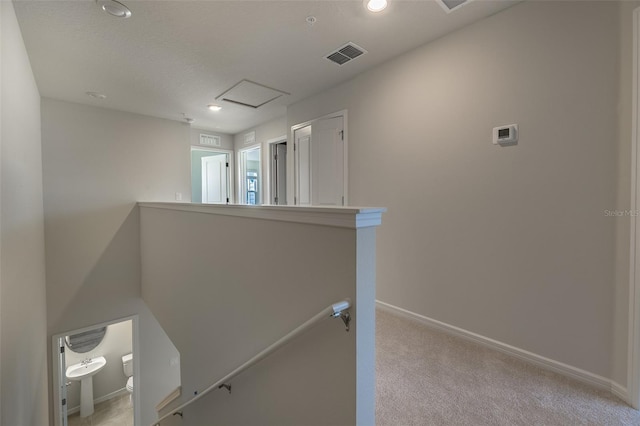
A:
[290, 109, 349, 206]
[237, 144, 262, 205]
[613, 382, 630, 403]
[630, 6, 640, 410]
[266, 135, 287, 145]
[376, 300, 627, 399]
[67, 388, 129, 415]
[155, 386, 182, 412]
[138, 202, 385, 229]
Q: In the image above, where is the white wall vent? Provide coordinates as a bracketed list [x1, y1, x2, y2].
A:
[200, 134, 221, 147]
[436, 0, 472, 13]
[325, 42, 367, 66]
[244, 131, 256, 145]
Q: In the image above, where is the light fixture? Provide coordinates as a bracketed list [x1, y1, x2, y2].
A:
[181, 113, 195, 124]
[364, 0, 388, 12]
[96, 0, 132, 18]
[86, 91, 107, 100]
[207, 104, 222, 112]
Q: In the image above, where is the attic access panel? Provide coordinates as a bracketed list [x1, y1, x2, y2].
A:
[216, 80, 290, 109]
[436, 0, 471, 13]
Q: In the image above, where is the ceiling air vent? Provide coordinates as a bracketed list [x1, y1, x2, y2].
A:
[326, 42, 367, 66]
[436, 0, 472, 13]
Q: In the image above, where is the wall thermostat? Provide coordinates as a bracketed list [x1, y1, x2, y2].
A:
[493, 124, 518, 145]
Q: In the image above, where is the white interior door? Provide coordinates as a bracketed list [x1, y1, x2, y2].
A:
[295, 126, 312, 206]
[202, 154, 228, 204]
[294, 116, 345, 206]
[312, 116, 344, 206]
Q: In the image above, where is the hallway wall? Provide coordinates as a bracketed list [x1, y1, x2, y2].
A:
[41, 99, 185, 425]
[0, 1, 49, 423]
[288, 1, 623, 382]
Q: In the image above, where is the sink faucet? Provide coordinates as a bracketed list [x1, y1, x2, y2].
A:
[81, 357, 92, 366]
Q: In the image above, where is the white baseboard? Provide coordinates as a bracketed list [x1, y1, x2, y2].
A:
[156, 386, 181, 412]
[68, 387, 129, 415]
[376, 300, 629, 403]
[612, 381, 629, 404]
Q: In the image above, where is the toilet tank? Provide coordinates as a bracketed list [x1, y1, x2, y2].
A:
[122, 353, 133, 377]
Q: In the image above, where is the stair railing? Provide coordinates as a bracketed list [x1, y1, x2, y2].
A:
[152, 299, 352, 425]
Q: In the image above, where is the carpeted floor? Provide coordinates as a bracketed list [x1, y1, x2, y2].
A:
[376, 308, 640, 426]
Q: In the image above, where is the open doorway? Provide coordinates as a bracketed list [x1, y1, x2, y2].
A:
[268, 137, 287, 205]
[53, 317, 137, 426]
[238, 145, 262, 205]
[191, 147, 233, 204]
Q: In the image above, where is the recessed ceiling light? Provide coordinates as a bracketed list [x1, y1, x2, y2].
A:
[96, 0, 132, 18]
[86, 91, 107, 99]
[208, 104, 222, 112]
[364, 0, 388, 12]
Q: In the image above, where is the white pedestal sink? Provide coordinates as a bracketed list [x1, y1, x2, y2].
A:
[66, 356, 107, 417]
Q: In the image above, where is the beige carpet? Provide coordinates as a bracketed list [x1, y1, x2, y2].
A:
[376, 309, 640, 426]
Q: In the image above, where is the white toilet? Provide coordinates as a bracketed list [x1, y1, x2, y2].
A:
[122, 353, 134, 397]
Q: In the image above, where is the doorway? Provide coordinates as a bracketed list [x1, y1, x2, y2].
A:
[238, 146, 262, 205]
[292, 111, 347, 206]
[268, 139, 287, 205]
[191, 147, 233, 204]
[53, 317, 137, 426]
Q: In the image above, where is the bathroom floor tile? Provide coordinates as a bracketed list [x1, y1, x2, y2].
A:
[67, 394, 133, 426]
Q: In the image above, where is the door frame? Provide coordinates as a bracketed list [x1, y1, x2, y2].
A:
[51, 315, 140, 426]
[290, 110, 348, 206]
[237, 144, 263, 205]
[629, 6, 640, 410]
[266, 135, 287, 205]
[190, 146, 234, 204]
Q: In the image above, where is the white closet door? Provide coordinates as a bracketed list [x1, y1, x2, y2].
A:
[311, 116, 344, 206]
[201, 154, 228, 204]
[295, 126, 312, 206]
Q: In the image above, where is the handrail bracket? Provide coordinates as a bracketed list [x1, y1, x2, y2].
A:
[218, 383, 232, 394]
[332, 310, 351, 332]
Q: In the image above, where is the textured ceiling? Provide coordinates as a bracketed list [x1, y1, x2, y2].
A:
[13, 0, 517, 134]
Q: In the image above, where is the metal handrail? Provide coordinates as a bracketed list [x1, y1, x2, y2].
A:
[152, 299, 352, 426]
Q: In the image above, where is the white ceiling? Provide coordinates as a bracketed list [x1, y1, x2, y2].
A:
[13, 0, 517, 134]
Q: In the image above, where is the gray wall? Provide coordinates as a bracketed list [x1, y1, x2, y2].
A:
[41, 99, 183, 425]
[0, 2, 49, 424]
[65, 320, 132, 412]
[289, 1, 622, 381]
[140, 205, 378, 425]
[233, 116, 286, 152]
